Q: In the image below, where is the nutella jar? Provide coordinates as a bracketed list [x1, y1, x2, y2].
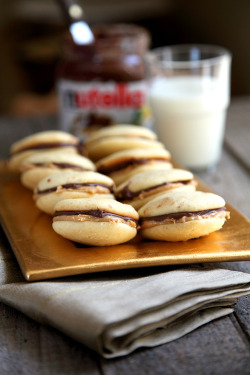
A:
[57, 24, 151, 137]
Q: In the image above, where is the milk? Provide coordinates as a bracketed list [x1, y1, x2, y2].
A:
[150, 76, 230, 170]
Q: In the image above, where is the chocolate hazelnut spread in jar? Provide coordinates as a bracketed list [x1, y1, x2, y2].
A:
[57, 24, 151, 137]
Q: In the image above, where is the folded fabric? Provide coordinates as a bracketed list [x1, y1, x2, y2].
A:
[1, 238, 250, 358]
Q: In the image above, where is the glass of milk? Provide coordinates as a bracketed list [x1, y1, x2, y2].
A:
[149, 45, 232, 171]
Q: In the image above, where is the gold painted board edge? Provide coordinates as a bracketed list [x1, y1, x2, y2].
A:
[0, 163, 250, 281]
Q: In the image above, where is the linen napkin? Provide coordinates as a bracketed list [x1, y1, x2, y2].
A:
[0, 232, 250, 358]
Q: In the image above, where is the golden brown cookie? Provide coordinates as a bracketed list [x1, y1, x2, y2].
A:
[85, 124, 165, 161]
[96, 148, 172, 185]
[20, 151, 95, 190]
[116, 168, 197, 210]
[34, 171, 115, 215]
[138, 190, 230, 241]
[52, 198, 139, 246]
[8, 130, 81, 172]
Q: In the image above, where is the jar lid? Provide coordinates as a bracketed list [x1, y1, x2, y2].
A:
[93, 23, 150, 54]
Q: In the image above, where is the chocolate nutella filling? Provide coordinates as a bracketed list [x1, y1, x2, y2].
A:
[11, 142, 78, 155]
[36, 182, 114, 195]
[53, 208, 138, 224]
[117, 180, 192, 200]
[97, 157, 169, 175]
[140, 207, 227, 223]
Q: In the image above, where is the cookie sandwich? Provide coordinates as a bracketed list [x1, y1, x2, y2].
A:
[34, 171, 115, 215]
[85, 124, 165, 161]
[96, 148, 172, 186]
[116, 168, 197, 210]
[138, 190, 230, 242]
[52, 198, 139, 246]
[20, 151, 95, 190]
[8, 130, 81, 172]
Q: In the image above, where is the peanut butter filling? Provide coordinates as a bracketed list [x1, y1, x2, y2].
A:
[97, 157, 170, 175]
[140, 207, 230, 229]
[87, 134, 154, 147]
[11, 142, 78, 155]
[53, 209, 138, 228]
[21, 162, 87, 172]
[35, 183, 114, 196]
[117, 180, 197, 201]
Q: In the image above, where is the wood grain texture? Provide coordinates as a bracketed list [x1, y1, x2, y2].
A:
[225, 96, 250, 170]
[100, 316, 250, 375]
[0, 302, 100, 375]
[196, 97, 250, 219]
[0, 116, 58, 158]
[0, 98, 250, 374]
[196, 149, 250, 219]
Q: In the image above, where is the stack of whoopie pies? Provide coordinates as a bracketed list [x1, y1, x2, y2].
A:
[8, 126, 230, 246]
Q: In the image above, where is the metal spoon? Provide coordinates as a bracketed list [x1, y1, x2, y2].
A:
[57, 0, 95, 45]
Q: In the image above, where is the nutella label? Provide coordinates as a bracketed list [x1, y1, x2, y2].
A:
[57, 79, 151, 137]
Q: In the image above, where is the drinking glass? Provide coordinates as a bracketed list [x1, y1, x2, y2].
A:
[149, 44, 232, 171]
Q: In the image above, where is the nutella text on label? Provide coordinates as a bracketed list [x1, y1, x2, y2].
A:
[57, 80, 150, 136]
[62, 83, 146, 109]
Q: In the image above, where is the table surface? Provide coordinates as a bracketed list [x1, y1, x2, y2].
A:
[0, 97, 250, 375]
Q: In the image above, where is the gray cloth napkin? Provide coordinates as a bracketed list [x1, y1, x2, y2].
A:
[0, 235, 250, 358]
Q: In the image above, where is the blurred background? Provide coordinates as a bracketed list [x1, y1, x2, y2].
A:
[0, 0, 249, 117]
